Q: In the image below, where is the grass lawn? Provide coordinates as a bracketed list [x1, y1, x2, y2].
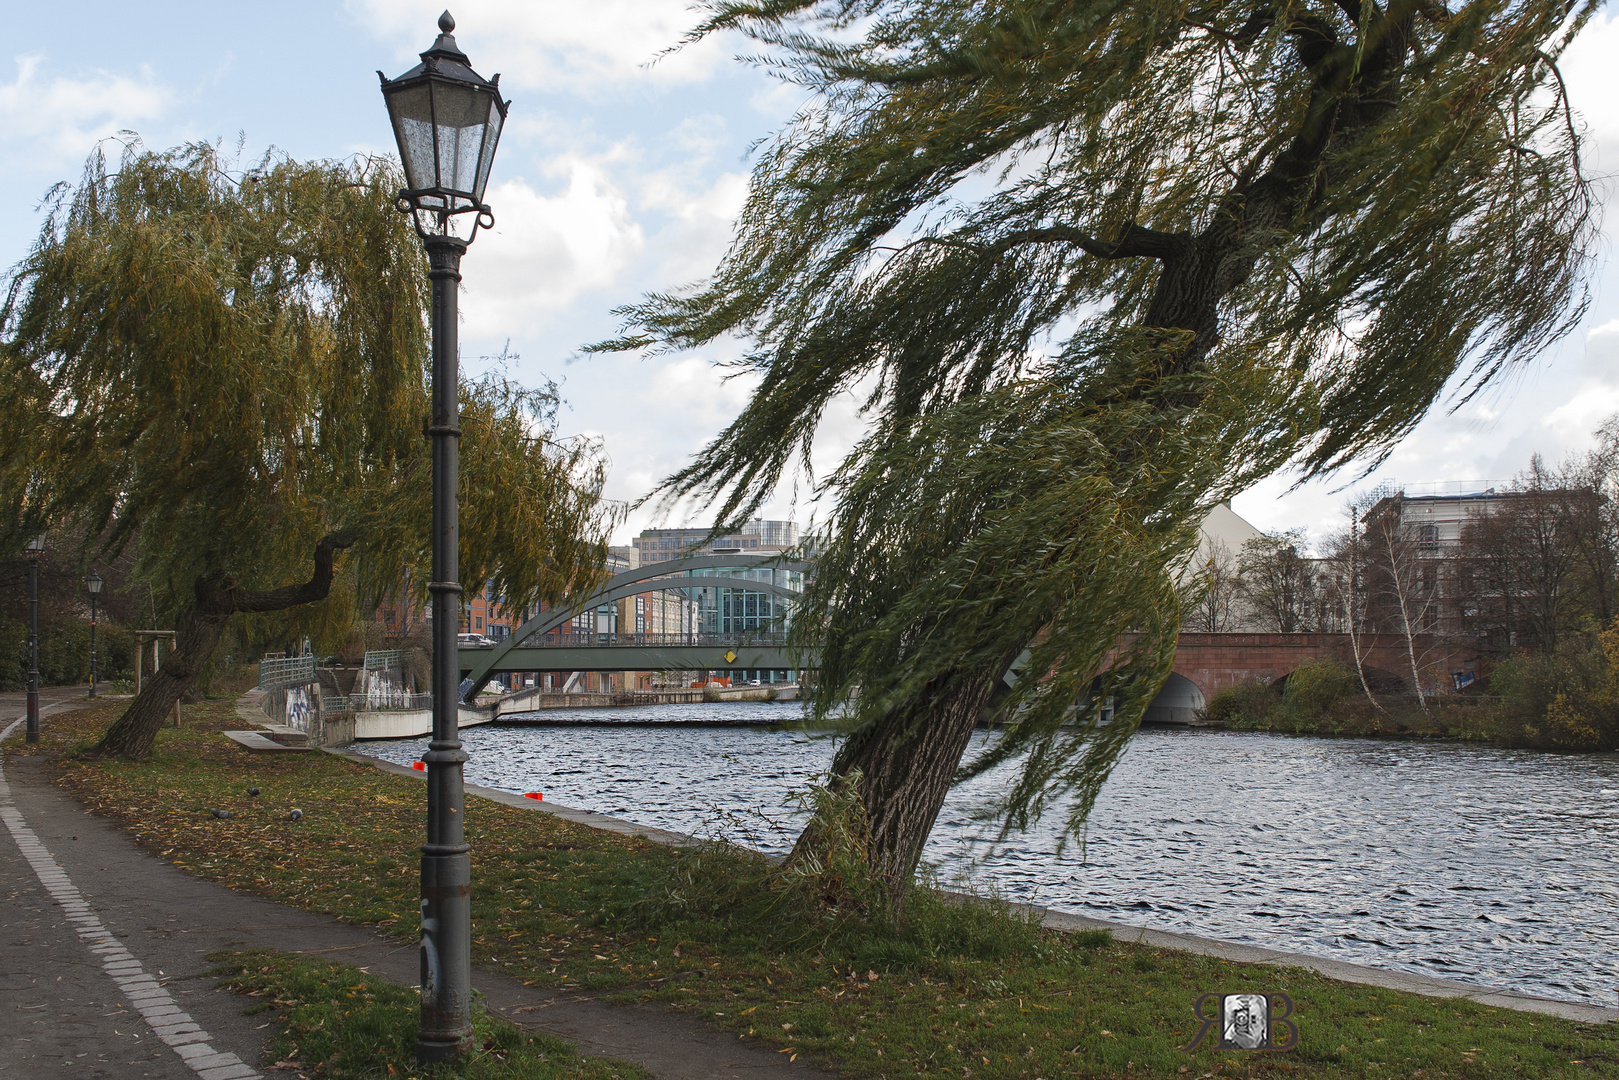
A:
[209, 948, 648, 1080]
[10, 697, 1617, 1078]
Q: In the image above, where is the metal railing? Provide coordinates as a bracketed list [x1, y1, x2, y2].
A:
[258, 654, 315, 690]
[323, 691, 434, 714]
[515, 630, 791, 649]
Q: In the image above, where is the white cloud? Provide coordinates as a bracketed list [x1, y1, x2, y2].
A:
[459, 160, 645, 333]
[1578, 317, 1619, 386]
[350, 0, 728, 94]
[637, 167, 750, 285]
[0, 54, 171, 162]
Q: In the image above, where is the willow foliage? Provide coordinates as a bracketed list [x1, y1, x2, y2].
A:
[0, 141, 616, 747]
[602, 0, 1596, 860]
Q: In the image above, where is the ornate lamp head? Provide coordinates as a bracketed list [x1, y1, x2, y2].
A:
[379, 11, 509, 242]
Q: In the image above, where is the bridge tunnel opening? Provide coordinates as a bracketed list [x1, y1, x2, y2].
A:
[1143, 672, 1205, 725]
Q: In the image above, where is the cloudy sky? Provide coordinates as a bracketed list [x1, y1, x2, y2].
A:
[6, 2, 1618, 548]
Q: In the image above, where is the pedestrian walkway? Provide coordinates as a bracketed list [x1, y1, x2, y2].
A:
[0, 702, 835, 1080]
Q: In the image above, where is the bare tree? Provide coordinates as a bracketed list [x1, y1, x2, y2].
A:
[1324, 497, 1388, 714]
[1362, 491, 1442, 716]
[1562, 423, 1619, 627]
[1458, 457, 1585, 655]
[1182, 539, 1243, 633]
[1237, 531, 1318, 633]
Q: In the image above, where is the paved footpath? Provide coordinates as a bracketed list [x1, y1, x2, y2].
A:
[0, 699, 834, 1080]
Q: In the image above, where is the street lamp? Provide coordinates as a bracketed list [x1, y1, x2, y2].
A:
[379, 10, 508, 1066]
[24, 533, 44, 744]
[86, 571, 103, 698]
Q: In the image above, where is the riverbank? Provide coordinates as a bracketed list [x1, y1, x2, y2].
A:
[8, 697, 1615, 1077]
[1210, 691, 1506, 742]
[1202, 652, 1619, 752]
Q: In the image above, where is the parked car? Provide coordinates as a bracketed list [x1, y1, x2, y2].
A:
[457, 633, 495, 648]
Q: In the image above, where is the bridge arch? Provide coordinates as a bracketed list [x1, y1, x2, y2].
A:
[1144, 671, 1205, 724]
[461, 554, 813, 696]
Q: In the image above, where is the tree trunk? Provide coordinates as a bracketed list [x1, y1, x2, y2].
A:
[93, 606, 229, 759]
[796, 671, 1004, 905]
[93, 532, 354, 760]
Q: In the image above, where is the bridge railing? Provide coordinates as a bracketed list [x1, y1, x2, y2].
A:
[257, 654, 315, 690]
[510, 630, 791, 649]
[321, 691, 435, 714]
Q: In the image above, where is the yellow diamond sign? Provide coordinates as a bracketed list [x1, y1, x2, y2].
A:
[724, 650, 738, 664]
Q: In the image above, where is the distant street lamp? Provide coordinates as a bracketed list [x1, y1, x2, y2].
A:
[86, 571, 103, 698]
[24, 533, 44, 744]
[379, 10, 508, 1066]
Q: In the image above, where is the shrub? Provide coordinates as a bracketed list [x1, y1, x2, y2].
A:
[1282, 658, 1359, 720]
[1490, 628, 1619, 751]
[0, 616, 134, 690]
[1201, 680, 1279, 726]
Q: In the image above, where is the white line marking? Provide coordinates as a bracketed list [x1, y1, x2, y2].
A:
[1, 714, 262, 1079]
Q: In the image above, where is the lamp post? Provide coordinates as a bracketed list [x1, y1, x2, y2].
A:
[24, 533, 44, 744]
[86, 571, 103, 698]
[380, 10, 508, 1065]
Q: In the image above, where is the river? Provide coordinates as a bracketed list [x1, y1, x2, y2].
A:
[355, 701, 1619, 1007]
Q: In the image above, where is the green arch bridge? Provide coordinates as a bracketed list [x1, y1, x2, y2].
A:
[457, 554, 816, 697]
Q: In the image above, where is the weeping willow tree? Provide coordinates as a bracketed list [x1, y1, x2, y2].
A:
[598, 0, 1597, 895]
[0, 141, 618, 759]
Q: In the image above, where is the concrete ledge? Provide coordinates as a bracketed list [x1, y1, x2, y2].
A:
[258, 724, 310, 747]
[234, 688, 268, 727]
[330, 743, 1613, 1026]
[221, 730, 310, 753]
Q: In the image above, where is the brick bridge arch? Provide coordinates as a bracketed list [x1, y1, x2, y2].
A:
[1142, 633, 1480, 723]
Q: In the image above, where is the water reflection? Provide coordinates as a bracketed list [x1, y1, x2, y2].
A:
[357, 703, 1619, 1005]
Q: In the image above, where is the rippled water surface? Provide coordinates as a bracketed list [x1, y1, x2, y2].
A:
[358, 703, 1619, 1005]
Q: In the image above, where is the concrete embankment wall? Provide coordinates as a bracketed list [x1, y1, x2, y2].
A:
[492, 685, 797, 712]
[324, 685, 800, 742]
[349, 705, 495, 741]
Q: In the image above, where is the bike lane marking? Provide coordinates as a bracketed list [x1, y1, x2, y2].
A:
[0, 714, 262, 1080]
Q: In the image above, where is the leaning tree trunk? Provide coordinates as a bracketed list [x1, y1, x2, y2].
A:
[795, 671, 1005, 905]
[94, 532, 355, 760]
[93, 605, 232, 759]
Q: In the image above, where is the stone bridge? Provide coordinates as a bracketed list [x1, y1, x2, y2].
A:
[1142, 632, 1482, 723]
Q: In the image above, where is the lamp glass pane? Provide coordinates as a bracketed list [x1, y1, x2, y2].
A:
[473, 96, 503, 203]
[385, 83, 438, 191]
[430, 80, 492, 198]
